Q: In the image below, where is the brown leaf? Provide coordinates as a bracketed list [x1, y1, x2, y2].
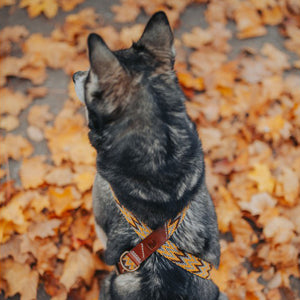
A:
[60, 247, 96, 291]
[20, 0, 58, 18]
[112, 1, 140, 23]
[20, 156, 49, 189]
[73, 171, 94, 193]
[23, 34, 77, 69]
[1, 259, 39, 300]
[27, 86, 48, 99]
[49, 186, 82, 216]
[0, 134, 33, 163]
[0, 115, 19, 131]
[0, 235, 30, 264]
[59, 0, 85, 11]
[234, 2, 267, 39]
[264, 216, 295, 244]
[0, 88, 32, 116]
[45, 166, 74, 186]
[248, 163, 275, 194]
[239, 192, 277, 216]
[28, 219, 62, 240]
[45, 106, 96, 165]
[27, 104, 54, 129]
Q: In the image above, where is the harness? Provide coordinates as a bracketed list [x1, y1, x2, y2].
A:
[111, 188, 212, 279]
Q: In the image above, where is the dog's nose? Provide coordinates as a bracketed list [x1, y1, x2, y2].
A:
[72, 72, 79, 83]
[73, 71, 85, 83]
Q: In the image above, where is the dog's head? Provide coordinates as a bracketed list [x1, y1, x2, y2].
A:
[73, 11, 189, 153]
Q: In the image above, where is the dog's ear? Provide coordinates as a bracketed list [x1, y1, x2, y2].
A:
[88, 33, 120, 77]
[138, 11, 174, 55]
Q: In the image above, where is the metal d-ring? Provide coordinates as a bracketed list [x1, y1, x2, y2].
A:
[120, 251, 140, 272]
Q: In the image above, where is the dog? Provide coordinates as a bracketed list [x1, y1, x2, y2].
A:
[73, 11, 226, 300]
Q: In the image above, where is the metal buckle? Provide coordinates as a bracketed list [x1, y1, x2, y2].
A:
[120, 251, 140, 272]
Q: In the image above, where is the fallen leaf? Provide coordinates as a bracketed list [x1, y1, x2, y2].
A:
[216, 186, 241, 233]
[59, 0, 85, 11]
[177, 72, 204, 91]
[1, 259, 39, 300]
[27, 86, 48, 99]
[248, 163, 275, 194]
[119, 24, 144, 48]
[27, 125, 45, 142]
[27, 104, 54, 129]
[60, 247, 95, 291]
[239, 192, 277, 216]
[28, 219, 62, 239]
[0, 115, 19, 131]
[0, 235, 30, 264]
[112, 1, 140, 23]
[45, 166, 74, 186]
[274, 167, 299, 206]
[20, 156, 49, 189]
[0, 134, 33, 163]
[20, 0, 58, 18]
[234, 2, 267, 39]
[45, 106, 96, 165]
[49, 186, 82, 216]
[73, 171, 94, 193]
[264, 216, 295, 244]
[0, 88, 32, 116]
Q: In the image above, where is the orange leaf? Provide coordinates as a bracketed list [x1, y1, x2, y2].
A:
[20, 156, 49, 189]
[1, 259, 39, 300]
[60, 247, 96, 291]
[49, 186, 82, 216]
[177, 72, 204, 91]
[248, 163, 275, 194]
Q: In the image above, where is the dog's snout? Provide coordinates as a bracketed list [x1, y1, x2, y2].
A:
[72, 71, 85, 83]
[73, 71, 80, 83]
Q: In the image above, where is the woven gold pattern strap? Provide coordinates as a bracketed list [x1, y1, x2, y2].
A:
[110, 186, 212, 279]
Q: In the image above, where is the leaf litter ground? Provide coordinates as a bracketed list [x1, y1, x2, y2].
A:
[0, 0, 300, 299]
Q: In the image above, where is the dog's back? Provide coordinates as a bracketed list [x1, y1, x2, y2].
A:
[73, 11, 225, 300]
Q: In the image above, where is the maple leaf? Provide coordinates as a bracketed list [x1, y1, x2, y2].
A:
[234, 2, 267, 39]
[20, 0, 58, 18]
[248, 163, 275, 194]
[0, 115, 19, 131]
[216, 186, 241, 233]
[0, 25, 29, 56]
[264, 216, 295, 244]
[45, 166, 74, 186]
[59, 0, 85, 11]
[73, 171, 94, 193]
[49, 186, 82, 216]
[239, 192, 277, 216]
[1, 259, 39, 300]
[27, 104, 54, 129]
[112, 1, 140, 23]
[23, 34, 77, 69]
[0, 88, 32, 116]
[44, 104, 96, 166]
[20, 156, 50, 189]
[60, 247, 96, 291]
[28, 219, 62, 239]
[0, 134, 33, 164]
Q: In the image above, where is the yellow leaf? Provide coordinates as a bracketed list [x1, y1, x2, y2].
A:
[248, 163, 275, 193]
[74, 172, 94, 193]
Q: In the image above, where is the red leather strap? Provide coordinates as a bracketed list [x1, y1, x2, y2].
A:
[116, 223, 169, 274]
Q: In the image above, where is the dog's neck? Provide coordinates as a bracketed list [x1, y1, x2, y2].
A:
[96, 123, 204, 229]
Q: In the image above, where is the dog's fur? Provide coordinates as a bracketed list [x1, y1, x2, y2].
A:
[73, 11, 226, 300]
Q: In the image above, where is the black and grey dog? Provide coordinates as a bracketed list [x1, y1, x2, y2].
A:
[73, 11, 226, 300]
